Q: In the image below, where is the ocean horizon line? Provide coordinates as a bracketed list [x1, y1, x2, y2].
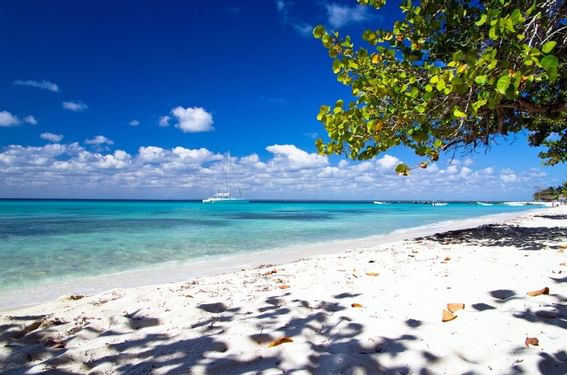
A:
[0, 197, 532, 203]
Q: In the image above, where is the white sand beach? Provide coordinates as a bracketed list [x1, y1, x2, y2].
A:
[1, 207, 566, 374]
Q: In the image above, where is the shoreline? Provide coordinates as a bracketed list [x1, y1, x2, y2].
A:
[0, 207, 544, 311]
[1, 206, 566, 374]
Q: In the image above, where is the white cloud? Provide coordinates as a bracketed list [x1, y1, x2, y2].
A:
[376, 154, 399, 170]
[62, 101, 88, 112]
[85, 135, 114, 145]
[158, 115, 171, 127]
[170, 106, 214, 133]
[138, 146, 166, 163]
[0, 142, 552, 200]
[266, 144, 328, 169]
[0, 111, 21, 127]
[325, 3, 370, 29]
[14, 80, 59, 92]
[40, 132, 64, 143]
[129, 119, 141, 127]
[0, 111, 37, 127]
[23, 115, 37, 125]
[500, 169, 518, 183]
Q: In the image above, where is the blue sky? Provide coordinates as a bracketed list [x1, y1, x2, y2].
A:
[0, 0, 564, 200]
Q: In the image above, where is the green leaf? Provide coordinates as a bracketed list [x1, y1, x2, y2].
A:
[453, 107, 467, 118]
[541, 55, 559, 71]
[542, 41, 557, 54]
[475, 14, 487, 26]
[496, 75, 511, 95]
[313, 25, 325, 39]
[511, 9, 524, 25]
[332, 59, 342, 74]
[489, 26, 497, 40]
[474, 75, 487, 85]
[436, 78, 445, 91]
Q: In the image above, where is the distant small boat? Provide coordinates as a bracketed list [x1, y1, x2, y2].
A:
[432, 202, 448, 206]
[373, 201, 386, 205]
[203, 152, 248, 204]
[476, 202, 493, 206]
[202, 192, 248, 204]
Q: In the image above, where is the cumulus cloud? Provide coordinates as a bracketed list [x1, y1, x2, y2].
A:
[0, 111, 21, 127]
[13, 80, 59, 92]
[0, 111, 37, 127]
[23, 115, 37, 125]
[129, 119, 141, 127]
[325, 3, 371, 28]
[85, 135, 114, 145]
[40, 132, 64, 143]
[62, 101, 88, 112]
[0, 142, 551, 200]
[500, 169, 518, 183]
[266, 144, 328, 169]
[169, 106, 214, 133]
[158, 115, 171, 127]
[376, 154, 399, 170]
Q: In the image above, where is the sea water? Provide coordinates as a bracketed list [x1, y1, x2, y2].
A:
[0, 200, 535, 293]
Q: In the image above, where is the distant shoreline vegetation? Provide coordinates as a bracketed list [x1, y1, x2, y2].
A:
[533, 182, 567, 201]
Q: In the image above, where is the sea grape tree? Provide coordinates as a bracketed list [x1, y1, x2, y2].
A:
[313, 0, 566, 174]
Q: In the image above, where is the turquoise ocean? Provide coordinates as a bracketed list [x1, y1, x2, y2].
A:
[0, 200, 536, 293]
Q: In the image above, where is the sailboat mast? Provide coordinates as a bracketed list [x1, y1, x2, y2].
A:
[226, 151, 231, 196]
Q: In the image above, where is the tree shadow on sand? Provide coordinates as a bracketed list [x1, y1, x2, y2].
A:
[417, 223, 567, 251]
[0, 291, 440, 375]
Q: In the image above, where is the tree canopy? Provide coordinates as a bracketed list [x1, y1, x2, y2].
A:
[313, 0, 566, 175]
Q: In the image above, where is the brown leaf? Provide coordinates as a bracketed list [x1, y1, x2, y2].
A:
[268, 337, 293, 347]
[447, 303, 465, 313]
[527, 287, 550, 297]
[366, 272, 379, 277]
[444, 256, 451, 261]
[525, 337, 539, 347]
[44, 339, 66, 349]
[351, 303, 363, 308]
[263, 269, 278, 276]
[442, 309, 457, 322]
[277, 285, 290, 290]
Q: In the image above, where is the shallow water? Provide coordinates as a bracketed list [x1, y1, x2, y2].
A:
[0, 200, 534, 291]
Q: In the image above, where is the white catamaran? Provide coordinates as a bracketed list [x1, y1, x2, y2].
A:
[202, 152, 248, 204]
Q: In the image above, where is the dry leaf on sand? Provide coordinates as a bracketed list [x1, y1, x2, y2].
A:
[525, 337, 539, 347]
[366, 272, 379, 277]
[351, 303, 363, 308]
[527, 287, 550, 297]
[442, 309, 457, 322]
[447, 303, 465, 313]
[277, 285, 290, 290]
[268, 337, 293, 347]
